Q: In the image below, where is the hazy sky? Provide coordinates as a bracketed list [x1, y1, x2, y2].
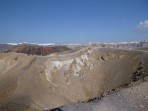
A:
[0, 0, 148, 43]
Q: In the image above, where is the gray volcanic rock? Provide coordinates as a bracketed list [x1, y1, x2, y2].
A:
[0, 47, 148, 111]
[0, 44, 13, 52]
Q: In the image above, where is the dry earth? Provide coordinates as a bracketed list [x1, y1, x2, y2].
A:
[0, 47, 148, 111]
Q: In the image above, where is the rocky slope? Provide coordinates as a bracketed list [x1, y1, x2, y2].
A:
[61, 80, 148, 111]
[6, 45, 72, 56]
[0, 47, 148, 111]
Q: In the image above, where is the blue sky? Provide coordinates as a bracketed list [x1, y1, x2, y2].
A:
[0, 0, 148, 43]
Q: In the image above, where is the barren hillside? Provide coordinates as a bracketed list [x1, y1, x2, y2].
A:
[0, 47, 148, 111]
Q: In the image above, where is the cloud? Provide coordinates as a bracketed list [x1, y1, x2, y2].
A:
[136, 20, 148, 31]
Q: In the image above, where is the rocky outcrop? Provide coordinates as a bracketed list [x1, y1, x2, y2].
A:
[6, 45, 71, 56]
